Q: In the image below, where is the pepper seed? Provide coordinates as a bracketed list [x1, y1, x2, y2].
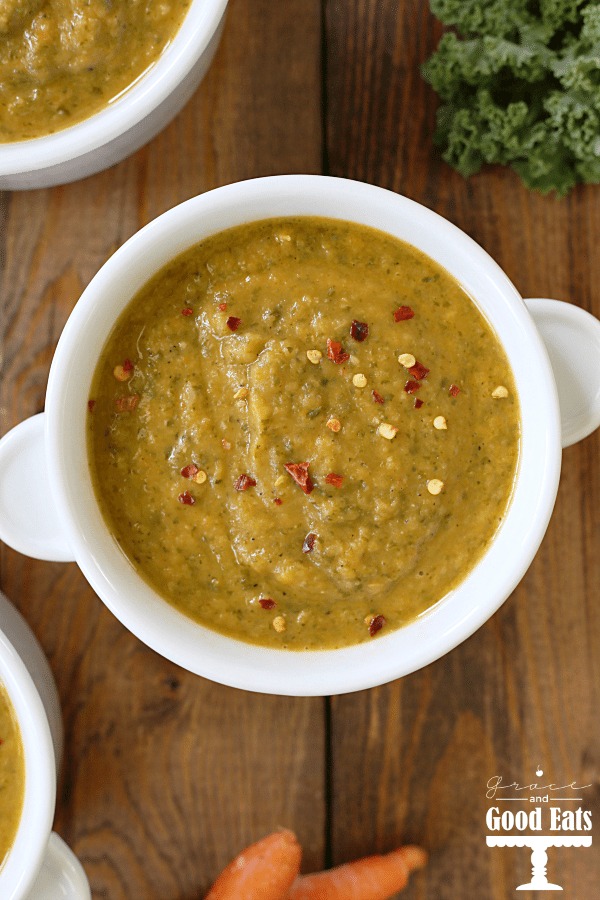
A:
[492, 385, 509, 399]
[427, 478, 444, 495]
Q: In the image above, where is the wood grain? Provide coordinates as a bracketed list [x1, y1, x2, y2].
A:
[326, 2, 600, 898]
[0, 2, 325, 897]
[1, 1, 599, 898]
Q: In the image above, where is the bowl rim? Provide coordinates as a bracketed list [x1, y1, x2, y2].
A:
[44, 175, 562, 696]
[0, 628, 56, 897]
[0, 0, 229, 175]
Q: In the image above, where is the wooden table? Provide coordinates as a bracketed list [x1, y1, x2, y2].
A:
[1, 2, 599, 897]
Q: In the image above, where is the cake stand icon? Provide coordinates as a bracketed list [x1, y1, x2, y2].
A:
[486, 835, 592, 890]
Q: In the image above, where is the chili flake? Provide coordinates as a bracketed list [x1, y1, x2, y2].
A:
[234, 474, 256, 491]
[87, 399, 96, 412]
[178, 491, 195, 505]
[226, 316, 241, 332]
[350, 319, 369, 342]
[181, 463, 200, 479]
[372, 390, 384, 404]
[218, 302, 228, 311]
[326, 417, 341, 432]
[408, 360, 429, 380]
[326, 338, 350, 364]
[449, 384, 461, 397]
[181, 307, 194, 316]
[325, 473, 344, 487]
[284, 462, 314, 494]
[393, 306, 414, 322]
[404, 379, 420, 394]
[259, 598, 276, 609]
[414, 398, 424, 409]
[115, 394, 139, 412]
[368, 614, 386, 637]
[273, 497, 283, 506]
[303, 532, 317, 553]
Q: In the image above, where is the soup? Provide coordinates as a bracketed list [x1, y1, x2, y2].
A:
[0, 683, 25, 867]
[0, 0, 191, 142]
[88, 217, 520, 650]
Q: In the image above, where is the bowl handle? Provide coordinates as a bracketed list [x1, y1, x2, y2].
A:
[0, 414, 75, 562]
[25, 832, 90, 899]
[524, 298, 600, 449]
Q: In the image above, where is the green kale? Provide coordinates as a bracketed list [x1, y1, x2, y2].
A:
[422, 0, 600, 195]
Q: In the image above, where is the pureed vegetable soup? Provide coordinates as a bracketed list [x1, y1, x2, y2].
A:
[0, 684, 24, 867]
[88, 217, 520, 650]
[0, 0, 191, 142]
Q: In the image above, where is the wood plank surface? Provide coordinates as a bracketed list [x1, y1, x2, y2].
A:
[0, 2, 325, 898]
[325, 2, 600, 898]
[1, 1, 599, 899]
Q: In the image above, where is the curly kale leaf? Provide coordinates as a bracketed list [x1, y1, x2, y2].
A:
[423, 0, 600, 195]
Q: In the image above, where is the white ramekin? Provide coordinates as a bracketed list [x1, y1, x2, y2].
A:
[0, 592, 90, 899]
[0, 176, 599, 696]
[0, 0, 229, 189]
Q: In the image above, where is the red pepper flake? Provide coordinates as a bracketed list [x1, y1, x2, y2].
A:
[115, 394, 139, 412]
[284, 462, 314, 494]
[122, 358, 134, 374]
[408, 360, 429, 380]
[181, 463, 200, 479]
[449, 383, 461, 397]
[273, 497, 283, 506]
[181, 307, 194, 317]
[234, 474, 256, 491]
[226, 316, 241, 332]
[87, 399, 96, 412]
[393, 306, 414, 322]
[325, 473, 344, 488]
[369, 614, 386, 637]
[326, 338, 350, 365]
[414, 398, 424, 409]
[218, 302, 228, 311]
[350, 320, 369, 342]
[404, 380, 420, 394]
[372, 390, 384, 405]
[178, 491, 195, 505]
[302, 532, 317, 553]
[258, 597, 276, 610]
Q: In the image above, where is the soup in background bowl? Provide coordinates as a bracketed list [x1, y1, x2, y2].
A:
[0, 684, 24, 869]
[0, 593, 89, 898]
[1, 175, 595, 695]
[0, 0, 228, 188]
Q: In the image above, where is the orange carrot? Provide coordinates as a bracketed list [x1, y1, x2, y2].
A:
[287, 845, 427, 900]
[205, 829, 302, 900]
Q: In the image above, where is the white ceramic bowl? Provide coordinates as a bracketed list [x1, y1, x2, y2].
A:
[0, 592, 90, 899]
[0, 0, 228, 189]
[1, 176, 599, 696]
